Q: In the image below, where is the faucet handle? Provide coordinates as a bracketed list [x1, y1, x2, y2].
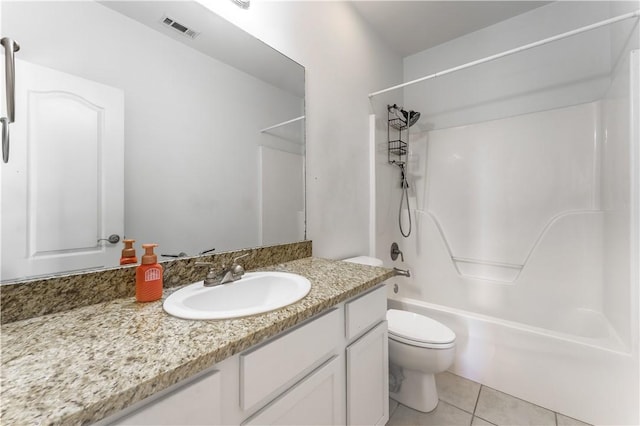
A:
[231, 263, 245, 276]
[390, 242, 404, 262]
[195, 261, 218, 274]
[232, 253, 250, 264]
[229, 253, 250, 278]
[162, 252, 188, 258]
[195, 262, 223, 286]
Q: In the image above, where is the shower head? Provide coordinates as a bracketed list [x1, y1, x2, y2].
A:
[401, 109, 420, 128]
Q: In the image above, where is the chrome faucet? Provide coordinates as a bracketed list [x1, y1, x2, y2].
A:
[393, 267, 411, 277]
[196, 253, 250, 287]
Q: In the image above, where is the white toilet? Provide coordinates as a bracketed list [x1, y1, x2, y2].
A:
[343, 256, 457, 413]
[387, 309, 456, 412]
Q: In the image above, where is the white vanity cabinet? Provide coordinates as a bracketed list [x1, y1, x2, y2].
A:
[100, 284, 388, 426]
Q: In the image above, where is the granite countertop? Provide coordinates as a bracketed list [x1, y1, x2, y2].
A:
[1, 257, 394, 426]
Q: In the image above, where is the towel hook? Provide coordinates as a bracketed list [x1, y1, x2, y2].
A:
[1, 37, 20, 164]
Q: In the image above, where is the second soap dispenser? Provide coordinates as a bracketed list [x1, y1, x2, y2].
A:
[120, 239, 137, 265]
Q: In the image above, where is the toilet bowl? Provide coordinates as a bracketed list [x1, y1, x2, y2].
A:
[387, 309, 456, 412]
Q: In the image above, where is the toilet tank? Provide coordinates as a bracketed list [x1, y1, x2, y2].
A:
[343, 256, 384, 267]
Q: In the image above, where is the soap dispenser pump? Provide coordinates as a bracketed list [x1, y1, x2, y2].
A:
[136, 244, 163, 302]
[120, 239, 138, 265]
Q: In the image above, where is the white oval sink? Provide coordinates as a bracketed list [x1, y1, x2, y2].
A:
[163, 271, 311, 320]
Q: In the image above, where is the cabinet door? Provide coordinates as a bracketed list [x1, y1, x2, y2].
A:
[346, 321, 389, 426]
[110, 370, 221, 425]
[243, 356, 345, 426]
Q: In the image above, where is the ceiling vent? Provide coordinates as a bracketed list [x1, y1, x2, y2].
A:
[161, 16, 200, 39]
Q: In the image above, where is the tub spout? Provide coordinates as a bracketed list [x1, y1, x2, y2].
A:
[393, 267, 411, 277]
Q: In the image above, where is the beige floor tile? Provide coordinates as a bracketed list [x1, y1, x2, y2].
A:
[472, 416, 496, 426]
[386, 401, 472, 426]
[474, 387, 555, 426]
[436, 371, 482, 413]
[556, 413, 591, 426]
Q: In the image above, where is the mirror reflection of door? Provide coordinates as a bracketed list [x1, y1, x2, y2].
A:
[1, 59, 124, 281]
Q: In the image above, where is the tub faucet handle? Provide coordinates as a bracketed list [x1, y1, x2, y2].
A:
[391, 242, 404, 262]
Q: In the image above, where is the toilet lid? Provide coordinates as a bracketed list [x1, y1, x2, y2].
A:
[387, 309, 456, 345]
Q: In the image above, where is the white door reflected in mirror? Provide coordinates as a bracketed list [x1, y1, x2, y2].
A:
[1, 59, 124, 281]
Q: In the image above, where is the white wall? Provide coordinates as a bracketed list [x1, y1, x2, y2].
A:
[199, 1, 403, 259]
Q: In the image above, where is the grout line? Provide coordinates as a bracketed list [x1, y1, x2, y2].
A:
[555, 411, 559, 426]
[472, 384, 482, 416]
[482, 383, 559, 416]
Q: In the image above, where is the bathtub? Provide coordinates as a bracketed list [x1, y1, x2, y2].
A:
[387, 295, 639, 425]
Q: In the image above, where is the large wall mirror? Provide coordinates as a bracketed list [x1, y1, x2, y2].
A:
[0, 1, 305, 282]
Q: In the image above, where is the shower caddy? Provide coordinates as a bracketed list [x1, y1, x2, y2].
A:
[387, 104, 415, 238]
[387, 104, 408, 166]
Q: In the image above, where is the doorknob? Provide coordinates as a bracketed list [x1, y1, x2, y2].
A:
[97, 234, 120, 244]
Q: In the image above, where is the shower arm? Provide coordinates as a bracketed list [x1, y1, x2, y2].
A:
[1, 37, 20, 163]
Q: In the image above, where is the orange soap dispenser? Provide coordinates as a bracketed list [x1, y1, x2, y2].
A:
[120, 239, 138, 265]
[136, 244, 163, 302]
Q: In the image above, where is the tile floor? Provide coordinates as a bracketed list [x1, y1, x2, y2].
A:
[386, 372, 591, 426]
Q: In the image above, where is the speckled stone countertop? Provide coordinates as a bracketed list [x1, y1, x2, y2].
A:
[1, 257, 394, 426]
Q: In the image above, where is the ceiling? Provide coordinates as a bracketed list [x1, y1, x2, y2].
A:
[100, 1, 305, 98]
[351, 1, 551, 57]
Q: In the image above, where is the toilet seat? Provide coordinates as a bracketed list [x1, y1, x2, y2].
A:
[387, 309, 456, 349]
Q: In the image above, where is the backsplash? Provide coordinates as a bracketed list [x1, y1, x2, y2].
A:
[0, 241, 312, 324]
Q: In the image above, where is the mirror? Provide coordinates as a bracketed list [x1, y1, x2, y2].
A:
[0, 1, 305, 282]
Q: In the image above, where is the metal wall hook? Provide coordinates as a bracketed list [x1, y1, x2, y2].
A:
[1, 37, 20, 123]
[1, 37, 20, 164]
[97, 234, 120, 244]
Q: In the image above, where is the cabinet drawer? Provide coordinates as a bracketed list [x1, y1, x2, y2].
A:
[240, 308, 340, 410]
[345, 285, 386, 341]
